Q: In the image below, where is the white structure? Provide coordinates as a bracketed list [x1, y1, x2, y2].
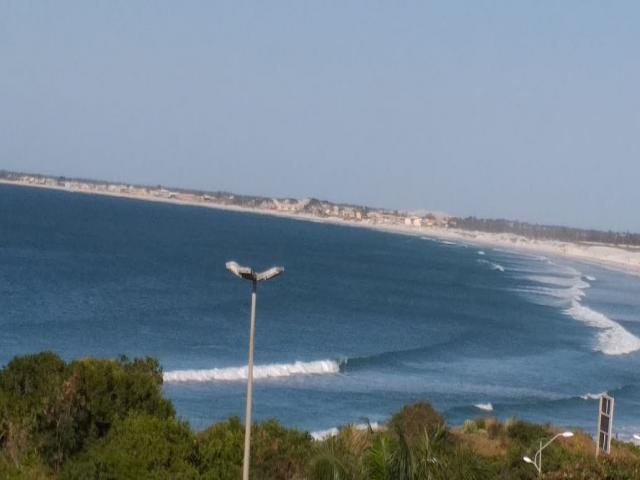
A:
[596, 394, 615, 456]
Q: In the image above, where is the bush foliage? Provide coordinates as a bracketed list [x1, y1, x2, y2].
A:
[2, 352, 640, 479]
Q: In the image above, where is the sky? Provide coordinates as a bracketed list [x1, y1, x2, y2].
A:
[1, 1, 639, 231]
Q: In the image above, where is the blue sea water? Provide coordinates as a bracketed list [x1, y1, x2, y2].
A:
[2, 183, 640, 439]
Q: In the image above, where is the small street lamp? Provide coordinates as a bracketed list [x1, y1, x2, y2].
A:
[225, 261, 284, 480]
[523, 431, 574, 478]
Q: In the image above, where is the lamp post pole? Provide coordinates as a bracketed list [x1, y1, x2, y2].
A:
[242, 279, 257, 480]
[523, 431, 573, 478]
[225, 261, 284, 480]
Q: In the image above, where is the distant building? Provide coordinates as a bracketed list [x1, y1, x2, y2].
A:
[404, 216, 422, 227]
[155, 188, 175, 199]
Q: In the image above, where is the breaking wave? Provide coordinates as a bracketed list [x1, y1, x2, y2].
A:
[517, 264, 640, 356]
[311, 422, 381, 441]
[474, 402, 494, 412]
[163, 359, 342, 383]
[580, 391, 608, 400]
[565, 302, 640, 355]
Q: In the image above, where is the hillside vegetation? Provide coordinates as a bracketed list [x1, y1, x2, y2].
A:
[1, 353, 639, 479]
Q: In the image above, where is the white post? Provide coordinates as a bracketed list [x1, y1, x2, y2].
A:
[538, 440, 542, 478]
[242, 280, 257, 480]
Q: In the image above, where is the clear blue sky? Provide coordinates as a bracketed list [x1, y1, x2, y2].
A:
[2, 2, 639, 231]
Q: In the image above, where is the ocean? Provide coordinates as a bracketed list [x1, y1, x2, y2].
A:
[2, 183, 640, 440]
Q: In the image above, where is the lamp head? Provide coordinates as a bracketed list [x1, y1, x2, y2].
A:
[523, 456, 533, 464]
[561, 431, 574, 438]
[256, 266, 284, 281]
[225, 261, 256, 280]
[633, 434, 640, 441]
[226, 261, 284, 282]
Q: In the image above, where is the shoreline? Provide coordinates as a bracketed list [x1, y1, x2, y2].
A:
[3, 179, 640, 277]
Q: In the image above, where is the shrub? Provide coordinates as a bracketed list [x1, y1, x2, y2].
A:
[63, 356, 174, 438]
[61, 414, 199, 480]
[484, 417, 501, 439]
[0, 353, 175, 470]
[199, 417, 311, 480]
[308, 433, 366, 480]
[597, 455, 640, 479]
[364, 435, 395, 480]
[0, 454, 52, 480]
[251, 419, 312, 479]
[442, 447, 496, 480]
[505, 419, 549, 445]
[388, 402, 446, 448]
[0, 352, 69, 468]
[463, 419, 478, 434]
[0, 352, 68, 404]
[198, 417, 244, 480]
[501, 445, 538, 480]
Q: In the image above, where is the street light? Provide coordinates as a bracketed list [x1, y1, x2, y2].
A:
[225, 261, 284, 480]
[522, 431, 573, 478]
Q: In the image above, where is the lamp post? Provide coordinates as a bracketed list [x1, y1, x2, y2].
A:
[225, 261, 284, 480]
[523, 431, 573, 478]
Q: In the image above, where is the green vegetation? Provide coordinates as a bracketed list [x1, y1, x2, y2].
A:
[2, 353, 640, 479]
[455, 216, 640, 247]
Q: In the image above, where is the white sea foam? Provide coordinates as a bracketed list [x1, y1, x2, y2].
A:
[474, 402, 494, 412]
[311, 427, 339, 441]
[565, 301, 640, 355]
[477, 250, 485, 255]
[520, 284, 586, 304]
[515, 262, 640, 356]
[310, 422, 381, 441]
[477, 259, 505, 272]
[580, 391, 608, 400]
[545, 262, 581, 277]
[526, 275, 589, 289]
[163, 359, 341, 383]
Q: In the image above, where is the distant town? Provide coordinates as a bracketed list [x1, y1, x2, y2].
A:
[0, 169, 455, 228]
[2, 169, 639, 247]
